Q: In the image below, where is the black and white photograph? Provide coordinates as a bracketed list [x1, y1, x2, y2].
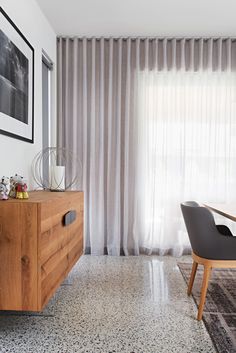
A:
[0, 7, 34, 143]
[0, 29, 29, 124]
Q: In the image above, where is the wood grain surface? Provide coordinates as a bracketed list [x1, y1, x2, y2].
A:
[0, 191, 83, 311]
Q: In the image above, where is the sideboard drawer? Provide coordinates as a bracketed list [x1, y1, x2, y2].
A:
[40, 192, 83, 234]
[39, 192, 84, 309]
[41, 235, 83, 308]
[39, 193, 83, 266]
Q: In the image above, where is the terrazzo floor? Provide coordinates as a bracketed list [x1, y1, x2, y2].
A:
[0, 256, 216, 353]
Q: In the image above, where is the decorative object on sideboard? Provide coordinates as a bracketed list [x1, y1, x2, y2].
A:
[50, 165, 65, 191]
[0, 176, 10, 200]
[10, 174, 23, 198]
[9, 174, 28, 199]
[16, 179, 29, 199]
[2, 176, 10, 194]
[32, 147, 82, 192]
[0, 7, 34, 143]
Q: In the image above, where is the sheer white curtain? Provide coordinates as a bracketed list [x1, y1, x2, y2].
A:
[135, 70, 236, 256]
[57, 37, 236, 256]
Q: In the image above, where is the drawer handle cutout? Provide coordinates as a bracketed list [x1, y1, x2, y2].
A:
[63, 210, 77, 226]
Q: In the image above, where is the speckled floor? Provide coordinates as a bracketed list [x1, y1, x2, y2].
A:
[0, 256, 216, 353]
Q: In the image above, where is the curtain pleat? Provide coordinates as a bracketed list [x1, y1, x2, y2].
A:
[57, 37, 236, 256]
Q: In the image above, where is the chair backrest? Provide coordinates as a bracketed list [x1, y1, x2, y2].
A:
[180, 201, 218, 258]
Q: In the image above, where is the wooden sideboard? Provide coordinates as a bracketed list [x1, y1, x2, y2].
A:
[0, 191, 83, 311]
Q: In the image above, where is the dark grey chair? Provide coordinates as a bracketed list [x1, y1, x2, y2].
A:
[181, 201, 236, 320]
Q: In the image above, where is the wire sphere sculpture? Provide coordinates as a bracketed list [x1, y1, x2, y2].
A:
[32, 147, 82, 191]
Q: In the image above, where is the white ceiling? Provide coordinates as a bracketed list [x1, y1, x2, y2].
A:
[36, 0, 236, 37]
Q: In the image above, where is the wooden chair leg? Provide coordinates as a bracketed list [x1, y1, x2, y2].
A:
[197, 265, 212, 321]
[187, 261, 198, 296]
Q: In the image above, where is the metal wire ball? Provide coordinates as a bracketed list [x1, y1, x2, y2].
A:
[32, 147, 82, 191]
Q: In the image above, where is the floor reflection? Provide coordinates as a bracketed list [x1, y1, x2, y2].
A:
[148, 259, 169, 302]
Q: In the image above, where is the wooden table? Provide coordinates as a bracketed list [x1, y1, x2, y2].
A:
[204, 203, 236, 222]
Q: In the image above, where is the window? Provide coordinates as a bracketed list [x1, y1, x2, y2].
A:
[135, 70, 236, 255]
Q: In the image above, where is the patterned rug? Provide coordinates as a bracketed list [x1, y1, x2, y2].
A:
[178, 263, 236, 353]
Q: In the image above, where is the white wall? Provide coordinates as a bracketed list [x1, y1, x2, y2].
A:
[0, 0, 56, 188]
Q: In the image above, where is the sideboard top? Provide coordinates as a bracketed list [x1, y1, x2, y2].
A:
[0, 191, 83, 203]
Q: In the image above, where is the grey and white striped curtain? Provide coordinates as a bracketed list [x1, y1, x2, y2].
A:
[57, 38, 236, 256]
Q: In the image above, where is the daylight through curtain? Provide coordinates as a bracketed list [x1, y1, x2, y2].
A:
[57, 37, 236, 255]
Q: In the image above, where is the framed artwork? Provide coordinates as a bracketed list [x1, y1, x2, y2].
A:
[0, 7, 34, 143]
